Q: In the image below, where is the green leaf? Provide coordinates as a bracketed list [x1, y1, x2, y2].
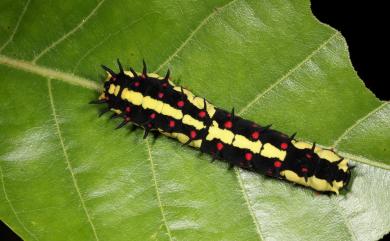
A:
[0, 0, 389, 240]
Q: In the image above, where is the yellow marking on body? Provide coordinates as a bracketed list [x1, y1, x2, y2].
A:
[108, 84, 116, 94]
[124, 71, 134, 77]
[338, 158, 349, 172]
[232, 135, 262, 153]
[161, 131, 202, 148]
[104, 73, 112, 81]
[261, 143, 287, 160]
[316, 149, 340, 162]
[121, 88, 143, 105]
[121, 88, 185, 120]
[173, 86, 216, 117]
[142, 96, 164, 113]
[147, 73, 160, 78]
[123, 71, 163, 79]
[206, 121, 235, 144]
[291, 140, 312, 149]
[98, 92, 106, 100]
[182, 114, 204, 130]
[114, 85, 121, 96]
[291, 140, 321, 152]
[161, 104, 183, 120]
[111, 108, 122, 114]
[280, 170, 344, 194]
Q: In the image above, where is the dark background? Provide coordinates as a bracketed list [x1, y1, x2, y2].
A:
[0, 1, 388, 240]
[312, 0, 388, 101]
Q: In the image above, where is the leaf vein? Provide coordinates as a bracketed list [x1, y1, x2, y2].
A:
[238, 31, 339, 116]
[47, 79, 100, 241]
[235, 169, 264, 241]
[72, 12, 157, 74]
[0, 0, 31, 53]
[154, 0, 240, 73]
[0, 166, 39, 241]
[332, 102, 389, 148]
[145, 139, 173, 240]
[32, 0, 106, 63]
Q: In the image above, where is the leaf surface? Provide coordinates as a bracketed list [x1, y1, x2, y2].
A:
[0, 0, 389, 240]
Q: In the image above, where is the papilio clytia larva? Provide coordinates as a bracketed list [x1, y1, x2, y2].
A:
[91, 59, 352, 194]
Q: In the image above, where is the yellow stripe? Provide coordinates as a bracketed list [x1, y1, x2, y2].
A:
[261, 143, 286, 160]
[121, 87, 184, 121]
[232, 135, 262, 153]
[123, 71, 164, 80]
[161, 130, 202, 148]
[142, 96, 163, 113]
[124, 71, 134, 77]
[316, 149, 340, 162]
[108, 84, 115, 94]
[111, 108, 122, 114]
[114, 85, 121, 96]
[291, 140, 312, 149]
[173, 86, 216, 117]
[280, 170, 344, 194]
[161, 103, 183, 120]
[206, 121, 235, 144]
[121, 87, 143, 105]
[104, 73, 111, 81]
[182, 114, 205, 130]
[98, 92, 106, 100]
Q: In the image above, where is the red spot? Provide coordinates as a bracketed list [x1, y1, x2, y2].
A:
[274, 161, 282, 168]
[280, 143, 288, 150]
[301, 167, 308, 173]
[306, 153, 312, 159]
[190, 130, 197, 139]
[125, 106, 131, 112]
[169, 120, 175, 128]
[162, 82, 168, 88]
[158, 92, 164, 99]
[251, 131, 260, 140]
[134, 81, 140, 87]
[245, 152, 253, 161]
[216, 142, 224, 151]
[148, 123, 152, 128]
[177, 100, 185, 108]
[198, 111, 206, 118]
[224, 121, 233, 129]
[150, 113, 156, 119]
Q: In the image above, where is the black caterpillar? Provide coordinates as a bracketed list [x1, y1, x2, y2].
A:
[91, 60, 352, 194]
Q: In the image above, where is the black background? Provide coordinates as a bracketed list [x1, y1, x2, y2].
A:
[0, 1, 388, 240]
[312, 0, 388, 101]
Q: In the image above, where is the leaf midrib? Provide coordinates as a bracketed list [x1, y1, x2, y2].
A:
[47, 79, 100, 241]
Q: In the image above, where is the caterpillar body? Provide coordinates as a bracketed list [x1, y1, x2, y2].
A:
[91, 60, 352, 194]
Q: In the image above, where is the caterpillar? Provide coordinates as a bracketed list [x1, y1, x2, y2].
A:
[91, 59, 352, 194]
